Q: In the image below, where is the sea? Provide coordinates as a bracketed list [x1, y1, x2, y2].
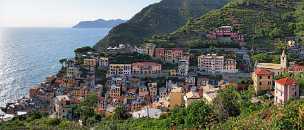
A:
[0, 27, 109, 107]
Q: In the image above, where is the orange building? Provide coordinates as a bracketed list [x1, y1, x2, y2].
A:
[252, 68, 274, 95]
[168, 87, 184, 109]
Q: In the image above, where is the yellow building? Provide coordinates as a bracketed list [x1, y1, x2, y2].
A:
[252, 68, 274, 95]
[168, 87, 184, 109]
[83, 58, 97, 67]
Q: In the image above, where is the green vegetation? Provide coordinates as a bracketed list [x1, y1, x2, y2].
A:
[109, 52, 154, 64]
[147, 0, 304, 49]
[72, 93, 103, 126]
[109, 52, 177, 70]
[0, 112, 87, 130]
[94, 0, 230, 50]
[1, 86, 304, 129]
[74, 46, 95, 54]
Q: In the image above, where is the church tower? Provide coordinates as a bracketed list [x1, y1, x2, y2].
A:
[280, 50, 287, 69]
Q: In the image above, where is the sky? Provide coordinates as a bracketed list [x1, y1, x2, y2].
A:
[0, 0, 161, 27]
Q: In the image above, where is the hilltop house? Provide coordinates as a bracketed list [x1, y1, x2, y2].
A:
[274, 77, 299, 104]
[207, 26, 245, 46]
[252, 68, 274, 95]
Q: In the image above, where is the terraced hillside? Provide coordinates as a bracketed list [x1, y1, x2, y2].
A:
[148, 0, 303, 49]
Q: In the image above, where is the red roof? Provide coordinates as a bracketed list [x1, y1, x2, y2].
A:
[276, 77, 297, 86]
[255, 68, 273, 75]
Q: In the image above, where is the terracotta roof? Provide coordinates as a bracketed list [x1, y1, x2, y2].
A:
[254, 68, 273, 75]
[276, 77, 297, 86]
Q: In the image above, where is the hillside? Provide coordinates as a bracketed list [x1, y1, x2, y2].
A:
[73, 19, 126, 28]
[148, 0, 304, 49]
[94, 0, 231, 50]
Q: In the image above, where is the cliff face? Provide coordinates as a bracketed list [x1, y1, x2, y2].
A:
[73, 19, 126, 28]
[94, 0, 230, 50]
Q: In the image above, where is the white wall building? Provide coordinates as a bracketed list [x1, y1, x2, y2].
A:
[178, 60, 189, 76]
[198, 54, 237, 73]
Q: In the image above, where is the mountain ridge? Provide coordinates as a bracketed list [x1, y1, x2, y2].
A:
[73, 19, 126, 28]
[94, 0, 231, 50]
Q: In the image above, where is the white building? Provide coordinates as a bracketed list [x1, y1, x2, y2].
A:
[66, 66, 80, 79]
[132, 108, 162, 118]
[274, 77, 299, 105]
[198, 54, 237, 73]
[99, 57, 109, 68]
[108, 64, 132, 77]
[178, 60, 189, 76]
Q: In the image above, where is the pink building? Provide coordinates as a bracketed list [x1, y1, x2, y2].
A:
[207, 26, 245, 45]
[132, 62, 162, 75]
[154, 48, 165, 60]
[274, 77, 299, 104]
[289, 64, 304, 74]
[164, 48, 184, 63]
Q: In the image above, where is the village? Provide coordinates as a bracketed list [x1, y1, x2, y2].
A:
[1, 25, 304, 122]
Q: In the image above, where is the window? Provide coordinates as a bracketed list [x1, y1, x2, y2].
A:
[259, 82, 262, 85]
[268, 76, 271, 79]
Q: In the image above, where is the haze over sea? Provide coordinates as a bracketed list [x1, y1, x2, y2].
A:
[0, 27, 109, 107]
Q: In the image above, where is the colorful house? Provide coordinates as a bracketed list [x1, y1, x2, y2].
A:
[252, 68, 274, 95]
[274, 77, 299, 104]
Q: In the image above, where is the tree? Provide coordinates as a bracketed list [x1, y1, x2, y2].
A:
[169, 107, 186, 125]
[112, 105, 130, 120]
[74, 93, 101, 126]
[273, 100, 304, 129]
[213, 87, 241, 121]
[252, 53, 272, 63]
[59, 58, 67, 68]
[185, 100, 217, 128]
[275, 40, 286, 50]
[74, 46, 95, 54]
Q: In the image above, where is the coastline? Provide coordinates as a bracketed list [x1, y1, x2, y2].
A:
[0, 27, 110, 108]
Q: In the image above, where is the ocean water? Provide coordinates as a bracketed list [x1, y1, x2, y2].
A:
[0, 27, 109, 107]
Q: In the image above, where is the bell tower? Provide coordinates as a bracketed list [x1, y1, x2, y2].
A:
[280, 50, 287, 69]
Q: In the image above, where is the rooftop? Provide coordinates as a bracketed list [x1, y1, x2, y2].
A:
[55, 95, 70, 101]
[256, 63, 282, 70]
[276, 77, 297, 86]
[185, 91, 200, 99]
[171, 87, 183, 93]
[254, 68, 273, 75]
